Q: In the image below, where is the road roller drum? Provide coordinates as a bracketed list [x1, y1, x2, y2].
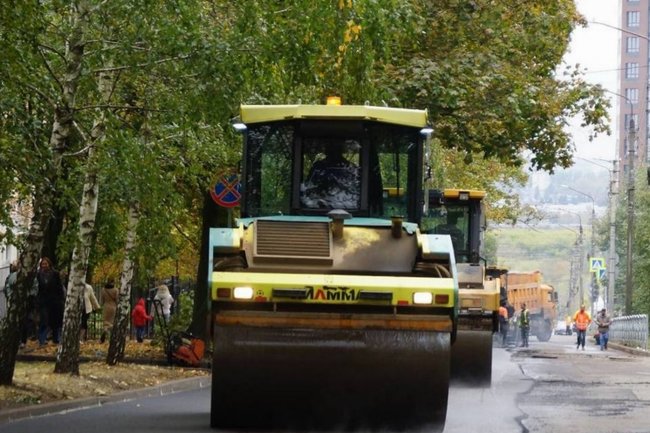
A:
[211, 321, 450, 432]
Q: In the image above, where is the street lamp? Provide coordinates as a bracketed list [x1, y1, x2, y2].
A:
[590, 21, 650, 42]
[561, 185, 596, 309]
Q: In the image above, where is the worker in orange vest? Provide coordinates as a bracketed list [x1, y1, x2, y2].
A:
[573, 305, 591, 350]
[498, 301, 509, 347]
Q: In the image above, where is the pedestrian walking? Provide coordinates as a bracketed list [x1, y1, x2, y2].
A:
[36, 257, 65, 346]
[573, 304, 591, 350]
[152, 284, 174, 323]
[518, 303, 530, 348]
[498, 301, 509, 346]
[131, 297, 152, 343]
[80, 283, 100, 342]
[595, 307, 612, 350]
[100, 280, 118, 343]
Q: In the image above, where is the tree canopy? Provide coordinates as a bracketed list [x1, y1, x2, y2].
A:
[1, 0, 609, 250]
[0, 0, 611, 378]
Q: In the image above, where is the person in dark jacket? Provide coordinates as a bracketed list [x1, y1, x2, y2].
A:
[595, 308, 612, 350]
[131, 297, 152, 343]
[300, 139, 360, 209]
[36, 257, 65, 346]
[518, 303, 530, 348]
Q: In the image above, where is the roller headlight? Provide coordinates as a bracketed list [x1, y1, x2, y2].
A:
[413, 292, 433, 305]
[233, 286, 254, 300]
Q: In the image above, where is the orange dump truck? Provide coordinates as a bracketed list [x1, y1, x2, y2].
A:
[504, 270, 558, 341]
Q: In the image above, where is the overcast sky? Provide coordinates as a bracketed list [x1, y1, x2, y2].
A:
[563, 0, 619, 160]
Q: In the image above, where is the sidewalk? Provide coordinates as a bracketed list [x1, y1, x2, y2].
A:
[0, 375, 211, 424]
[0, 339, 210, 424]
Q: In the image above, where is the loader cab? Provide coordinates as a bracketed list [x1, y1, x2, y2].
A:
[423, 189, 485, 263]
[239, 105, 428, 223]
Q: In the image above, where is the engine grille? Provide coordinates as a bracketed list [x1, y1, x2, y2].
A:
[254, 220, 331, 260]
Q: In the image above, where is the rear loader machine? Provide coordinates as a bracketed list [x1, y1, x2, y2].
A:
[208, 99, 459, 432]
[425, 189, 501, 386]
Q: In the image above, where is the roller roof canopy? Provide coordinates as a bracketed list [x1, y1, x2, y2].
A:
[240, 104, 429, 128]
[442, 189, 486, 199]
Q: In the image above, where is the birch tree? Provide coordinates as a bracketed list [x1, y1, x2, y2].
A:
[2, 0, 229, 378]
[107, 202, 140, 365]
[0, 1, 91, 383]
[55, 67, 115, 374]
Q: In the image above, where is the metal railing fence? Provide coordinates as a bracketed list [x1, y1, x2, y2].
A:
[609, 314, 648, 351]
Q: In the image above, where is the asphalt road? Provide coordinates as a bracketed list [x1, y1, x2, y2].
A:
[446, 334, 650, 433]
[1, 334, 649, 433]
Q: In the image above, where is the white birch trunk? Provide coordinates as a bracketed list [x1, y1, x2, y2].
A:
[0, 1, 89, 382]
[54, 150, 100, 374]
[55, 59, 115, 373]
[107, 202, 140, 365]
[0, 195, 47, 384]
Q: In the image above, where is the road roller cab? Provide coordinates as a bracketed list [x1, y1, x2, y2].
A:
[208, 100, 459, 432]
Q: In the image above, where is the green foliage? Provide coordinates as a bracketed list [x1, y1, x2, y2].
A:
[616, 168, 650, 315]
[384, 0, 609, 173]
[168, 290, 194, 334]
[209, 0, 608, 222]
[1, 0, 611, 295]
[483, 231, 498, 265]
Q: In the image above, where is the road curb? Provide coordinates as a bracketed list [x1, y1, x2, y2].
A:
[607, 341, 650, 357]
[0, 375, 211, 424]
[15, 353, 212, 368]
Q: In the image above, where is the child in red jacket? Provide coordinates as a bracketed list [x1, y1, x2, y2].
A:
[131, 298, 152, 343]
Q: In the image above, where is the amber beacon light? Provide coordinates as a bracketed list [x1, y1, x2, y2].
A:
[326, 96, 342, 105]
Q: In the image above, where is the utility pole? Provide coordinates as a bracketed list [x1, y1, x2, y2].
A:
[578, 224, 584, 307]
[567, 232, 582, 314]
[608, 160, 618, 312]
[625, 119, 636, 315]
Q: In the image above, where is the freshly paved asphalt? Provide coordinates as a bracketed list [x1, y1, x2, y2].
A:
[1, 338, 647, 432]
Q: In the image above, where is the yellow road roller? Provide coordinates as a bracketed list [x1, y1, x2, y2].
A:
[208, 100, 458, 431]
[424, 189, 501, 386]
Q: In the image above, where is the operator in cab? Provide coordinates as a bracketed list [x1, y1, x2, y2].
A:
[300, 139, 360, 209]
[435, 211, 465, 251]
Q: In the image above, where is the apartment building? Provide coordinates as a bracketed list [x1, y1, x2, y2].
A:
[620, 0, 648, 173]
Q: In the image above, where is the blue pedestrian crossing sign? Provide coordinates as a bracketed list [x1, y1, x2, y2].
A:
[589, 257, 605, 273]
[597, 268, 607, 281]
